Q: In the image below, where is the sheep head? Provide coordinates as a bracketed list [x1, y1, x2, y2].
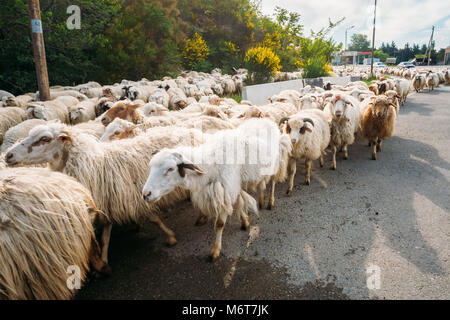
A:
[5, 122, 71, 168]
[100, 118, 137, 142]
[101, 101, 143, 126]
[142, 151, 206, 203]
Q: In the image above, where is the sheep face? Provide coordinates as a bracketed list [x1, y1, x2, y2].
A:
[141, 102, 168, 117]
[27, 104, 49, 120]
[142, 151, 205, 202]
[5, 124, 67, 167]
[69, 106, 87, 124]
[328, 97, 351, 120]
[101, 101, 142, 126]
[100, 118, 136, 142]
[281, 118, 314, 145]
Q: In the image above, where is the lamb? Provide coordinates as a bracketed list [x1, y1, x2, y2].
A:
[5, 123, 207, 263]
[425, 72, 439, 92]
[0, 119, 46, 153]
[142, 118, 292, 260]
[279, 109, 331, 192]
[0, 167, 109, 300]
[100, 100, 145, 126]
[0, 107, 27, 145]
[412, 74, 426, 93]
[69, 99, 97, 124]
[359, 96, 396, 160]
[322, 93, 360, 170]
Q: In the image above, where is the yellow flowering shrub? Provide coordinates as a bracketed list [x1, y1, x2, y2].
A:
[244, 46, 282, 84]
[261, 33, 281, 51]
[183, 33, 210, 69]
[296, 56, 331, 78]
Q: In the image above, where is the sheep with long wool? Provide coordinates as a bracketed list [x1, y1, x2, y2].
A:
[5, 123, 207, 264]
[0, 167, 109, 300]
[142, 118, 291, 260]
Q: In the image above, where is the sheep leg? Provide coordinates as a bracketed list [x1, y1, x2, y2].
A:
[89, 238, 112, 276]
[305, 159, 312, 185]
[377, 139, 382, 152]
[319, 155, 324, 167]
[287, 157, 297, 195]
[343, 144, 348, 160]
[148, 213, 177, 246]
[330, 145, 337, 170]
[371, 140, 377, 160]
[266, 178, 276, 210]
[100, 223, 113, 264]
[210, 213, 228, 261]
[195, 213, 208, 226]
[235, 193, 250, 230]
[257, 180, 266, 209]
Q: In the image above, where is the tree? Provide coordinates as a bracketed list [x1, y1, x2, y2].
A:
[348, 34, 370, 51]
[374, 50, 388, 62]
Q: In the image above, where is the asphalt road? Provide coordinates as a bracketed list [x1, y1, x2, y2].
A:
[78, 84, 450, 300]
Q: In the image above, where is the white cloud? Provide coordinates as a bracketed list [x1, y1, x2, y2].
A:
[260, 0, 450, 49]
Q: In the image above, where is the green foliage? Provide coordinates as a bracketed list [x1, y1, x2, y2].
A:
[348, 34, 371, 51]
[301, 57, 329, 78]
[374, 49, 389, 62]
[0, 0, 346, 94]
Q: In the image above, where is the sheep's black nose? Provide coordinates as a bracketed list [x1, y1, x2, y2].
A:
[143, 191, 151, 201]
[5, 152, 13, 162]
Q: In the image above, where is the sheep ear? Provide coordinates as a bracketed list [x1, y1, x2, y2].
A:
[58, 133, 72, 144]
[268, 98, 272, 103]
[178, 163, 206, 176]
[278, 98, 287, 103]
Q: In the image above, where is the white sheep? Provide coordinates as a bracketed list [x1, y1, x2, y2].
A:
[0, 107, 27, 145]
[0, 119, 46, 153]
[69, 99, 97, 124]
[142, 118, 291, 260]
[425, 72, 439, 91]
[323, 93, 360, 170]
[5, 122, 207, 263]
[0, 167, 109, 300]
[280, 109, 331, 192]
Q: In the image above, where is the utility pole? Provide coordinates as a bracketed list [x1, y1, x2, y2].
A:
[345, 25, 355, 51]
[423, 26, 434, 65]
[370, 0, 377, 77]
[427, 26, 434, 66]
[28, 0, 50, 101]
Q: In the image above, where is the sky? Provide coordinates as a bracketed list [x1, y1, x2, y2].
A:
[260, 0, 450, 50]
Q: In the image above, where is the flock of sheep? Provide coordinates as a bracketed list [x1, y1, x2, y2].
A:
[0, 65, 449, 300]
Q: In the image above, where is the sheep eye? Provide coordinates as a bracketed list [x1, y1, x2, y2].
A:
[166, 168, 174, 175]
[40, 137, 51, 142]
[300, 127, 306, 134]
[114, 131, 120, 135]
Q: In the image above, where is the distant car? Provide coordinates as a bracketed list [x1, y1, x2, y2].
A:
[373, 62, 386, 68]
[398, 62, 415, 68]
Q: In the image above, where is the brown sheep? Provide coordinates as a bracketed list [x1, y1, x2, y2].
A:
[360, 96, 397, 160]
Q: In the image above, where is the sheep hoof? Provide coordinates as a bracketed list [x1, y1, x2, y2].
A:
[195, 215, 207, 226]
[305, 180, 310, 186]
[371, 154, 377, 160]
[241, 223, 249, 231]
[209, 252, 220, 262]
[100, 264, 113, 276]
[166, 237, 178, 247]
[286, 189, 292, 196]
[330, 166, 336, 170]
[266, 203, 274, 210]
[343, 155, 348, 160]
